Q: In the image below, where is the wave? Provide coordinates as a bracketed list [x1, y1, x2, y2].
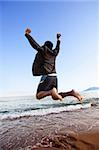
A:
[0, 102, 92, 121]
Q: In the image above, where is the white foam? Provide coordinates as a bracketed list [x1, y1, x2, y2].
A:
[0, 103, 92, 120]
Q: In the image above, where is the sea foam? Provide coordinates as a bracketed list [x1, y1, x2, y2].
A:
[0, 102, 92, 120]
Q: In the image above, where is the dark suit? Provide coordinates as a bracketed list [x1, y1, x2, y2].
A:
[25, 33, 60, 76]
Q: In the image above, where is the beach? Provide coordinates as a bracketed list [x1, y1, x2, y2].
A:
[0, 102, 99, 150]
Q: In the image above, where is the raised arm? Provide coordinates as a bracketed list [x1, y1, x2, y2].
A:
[52, 33, 61, 56]
[25, 28, 43, 52]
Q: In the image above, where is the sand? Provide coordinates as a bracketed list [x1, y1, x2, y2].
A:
[0, 106, 99, 150]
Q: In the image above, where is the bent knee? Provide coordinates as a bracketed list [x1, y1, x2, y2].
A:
[52, 96, 59, 100]
[36, 93, 43, 100]
[36, 94, 41, 100]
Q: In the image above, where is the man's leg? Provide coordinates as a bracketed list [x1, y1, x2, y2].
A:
[36, 90, 52, 99]
[36, 88, 63, 100]
[59, 89, 83, 102]
[36, 89, 83, 101]
[51, 88, 63, 101]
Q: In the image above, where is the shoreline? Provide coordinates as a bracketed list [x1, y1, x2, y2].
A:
[0, 106, 99, 150]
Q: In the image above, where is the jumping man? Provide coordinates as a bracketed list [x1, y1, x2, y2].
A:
[25, 28, 83, 102]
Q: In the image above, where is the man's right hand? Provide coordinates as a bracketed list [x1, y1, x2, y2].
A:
[25, 28, 31, 34]
[57, 33, 61, 39]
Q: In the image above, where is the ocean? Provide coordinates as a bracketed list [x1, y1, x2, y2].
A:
[0, 90, 99, 121]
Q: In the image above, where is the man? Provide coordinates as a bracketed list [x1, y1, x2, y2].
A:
[25, 28, 83, 101]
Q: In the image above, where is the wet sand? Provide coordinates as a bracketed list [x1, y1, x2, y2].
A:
[0, 106, 99, 150]
[32, 131, 99, 150]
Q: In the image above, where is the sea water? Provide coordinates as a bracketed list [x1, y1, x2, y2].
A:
[0, 90, 99, 120]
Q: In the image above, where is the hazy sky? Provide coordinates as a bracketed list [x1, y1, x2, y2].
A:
[0, 1, 98, 96]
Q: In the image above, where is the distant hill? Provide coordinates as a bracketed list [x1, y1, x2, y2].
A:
[84, 87, 99, 91]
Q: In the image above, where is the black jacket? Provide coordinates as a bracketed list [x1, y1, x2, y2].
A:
[25, 33, 60, 76]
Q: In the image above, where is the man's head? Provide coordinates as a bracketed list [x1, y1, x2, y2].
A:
[44, 41, 53, 50]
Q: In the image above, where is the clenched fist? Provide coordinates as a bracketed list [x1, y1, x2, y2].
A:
[25, 28, 31, 34]
[57, 33, 61, 39]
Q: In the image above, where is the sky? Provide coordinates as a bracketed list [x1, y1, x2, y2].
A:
[0, 0, 99, 97]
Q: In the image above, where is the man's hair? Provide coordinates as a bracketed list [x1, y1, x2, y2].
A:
[44, 41, 53, 50]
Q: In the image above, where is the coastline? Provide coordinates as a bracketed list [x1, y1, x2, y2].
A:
[0, 105, 99, 150]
